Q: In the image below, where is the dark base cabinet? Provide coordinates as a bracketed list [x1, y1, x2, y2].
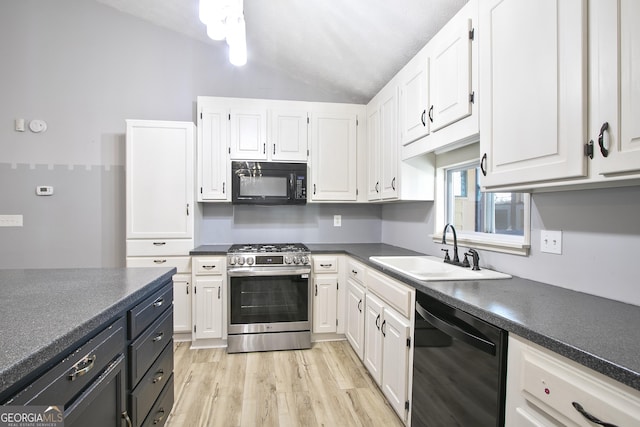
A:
[2, 279, 174, 427]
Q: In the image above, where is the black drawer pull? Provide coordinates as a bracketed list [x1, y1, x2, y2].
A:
[152, 332, 164, 343]
[152, 369, 165, 384]
[202, 265, 216, 270]
[320, 263, 333, 268]
[572, 402, 618, 427]
[352, 270, 358, 275]
[152, 242, 166, 246]
[153, 408, 166, 425]
[153, 259, 167, 264]
[152, 297, 164, 308]
[68, 354, 96, 381]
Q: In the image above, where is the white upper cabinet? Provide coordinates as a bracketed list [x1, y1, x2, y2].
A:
[380, 88, 399, 200]
[198, 105, 229, 201]
[429, 15, 473, 132]
[271, 109, 309, 162]
[126, 120, 195, 239]
[309, 107, 360, 201]
[479, 0, 588, 189]
[399, 51, 430, 145]
[594, 0, 640, 177]
[367, 106, 381, 200]
[229, 108, 268, 160]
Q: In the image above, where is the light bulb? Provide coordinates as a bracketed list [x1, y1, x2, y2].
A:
[207, 18, 227, 41]
[229, 41, 247, 66]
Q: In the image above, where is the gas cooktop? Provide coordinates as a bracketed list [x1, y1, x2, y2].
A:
[227, 243, 310, 254]
[227, 243, 310, 267]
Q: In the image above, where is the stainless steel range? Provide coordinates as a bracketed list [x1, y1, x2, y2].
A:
[226, 243, 312, 353]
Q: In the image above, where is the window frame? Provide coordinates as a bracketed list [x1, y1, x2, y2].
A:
[433, 146, 531, 256]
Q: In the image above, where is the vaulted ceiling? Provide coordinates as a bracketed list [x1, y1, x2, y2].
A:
[95, 0, 468, 103]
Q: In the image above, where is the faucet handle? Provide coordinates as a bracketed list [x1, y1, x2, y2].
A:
[441, 248, 450, 262]
[465, 249, 481, 271]
[462, 253, 471, 268]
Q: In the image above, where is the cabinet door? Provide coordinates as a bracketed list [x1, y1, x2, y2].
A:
[310, 111, 358, 201]
[399, 53, 430, 145]
[380, 88, 398, 200]
[381, 306, 411, 421]
[366, 106, 381, 200]
[598, 0, 640, 176]
[126, 121, 194, 239]
[363, 293, 384, 386]
[313, 276, 338, 334]
[479, 0, 587, 188]
[271, 110, 308, 161]
[172, 274, 191, 334]
[194, 277, 223, 340]
[430, 15, 472, 132]
[229, 109, 267, 160]
[345, 280, 365, 360]
[198, 106, 229, 201]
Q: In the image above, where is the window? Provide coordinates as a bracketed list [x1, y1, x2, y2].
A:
[435, 149, 530, 255]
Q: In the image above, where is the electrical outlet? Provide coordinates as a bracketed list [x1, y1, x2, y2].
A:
[333, 215, 342, 227]
[0, 215, 23, 227]
[541, 230, 562, 254]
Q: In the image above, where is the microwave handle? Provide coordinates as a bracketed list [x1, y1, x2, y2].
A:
[290, 172, 296, 199]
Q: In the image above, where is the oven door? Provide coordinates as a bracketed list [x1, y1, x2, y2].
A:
[227, 267, 311, 334]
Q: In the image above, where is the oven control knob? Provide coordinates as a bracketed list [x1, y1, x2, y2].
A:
[284, 256, 293, 264]
[246, 257, 254, 266]
[228, 256, 236, 266]
[301, 256, 309, 265]
[293, 256, 301, 264]
[237, 256, 245, 266]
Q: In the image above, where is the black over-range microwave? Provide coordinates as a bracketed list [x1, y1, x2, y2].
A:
[231, 161, 307, 205]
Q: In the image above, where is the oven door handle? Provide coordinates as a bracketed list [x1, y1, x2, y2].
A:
[227, 267, 311, 277]
[416, 301, 496, 356]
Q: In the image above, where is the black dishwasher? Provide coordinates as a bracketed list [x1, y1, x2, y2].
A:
[411, 291, 507, 427]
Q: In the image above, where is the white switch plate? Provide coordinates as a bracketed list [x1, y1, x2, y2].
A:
[333, 215, 342, 227]
[541, 230, 562, 254]
[0, 215, 23, 227]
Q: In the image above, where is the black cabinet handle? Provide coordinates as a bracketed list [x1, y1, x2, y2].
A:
[391, 177, 396, 190]
[153, 259, 167, 264]
[152, 242, 166, 246]
[315, 284, 318, 296]
[357, 299, 362, 313]
[428, 105, 434, 123]
[421, 110, 426, 127]
[375, 314, 381, 330]
[375, 182, 379, 193]
[263, 143, 266, 154]
[480, 153, 488, 176]
[572, 402, 618, 427]
[598, 122, 610, 157]
[381, 319, 387, 337]
[273, 144, 276, 155]
[313, 184, 316, 195]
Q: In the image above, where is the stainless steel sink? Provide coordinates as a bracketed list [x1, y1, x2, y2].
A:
[369, 256, 511, 281]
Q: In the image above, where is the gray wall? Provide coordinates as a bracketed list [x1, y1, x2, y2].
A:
[381, 185, 640, 306]
[200, 204, 381, 245]
[0, 0, 360, 269]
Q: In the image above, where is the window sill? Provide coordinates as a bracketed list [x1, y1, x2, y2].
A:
[432, 233, 530, 256]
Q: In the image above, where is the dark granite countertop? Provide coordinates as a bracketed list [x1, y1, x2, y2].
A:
[311, 243, 640, 392]
[192, 242, 640, 391]
[0, 267, 175, 398]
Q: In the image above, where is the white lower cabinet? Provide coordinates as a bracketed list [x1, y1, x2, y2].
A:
[347, 258, 413, 425]
[192, 256, 226, 342]
[312, 255, 341, 335]
[345, 278, 365, 360]
[506, 335, 640, 426]
[172, 273, 191, 334]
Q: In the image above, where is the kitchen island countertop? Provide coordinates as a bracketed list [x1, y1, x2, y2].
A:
[0, 267, 175, 398]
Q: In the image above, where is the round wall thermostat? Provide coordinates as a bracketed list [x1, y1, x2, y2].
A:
[29, 119, 48, 133]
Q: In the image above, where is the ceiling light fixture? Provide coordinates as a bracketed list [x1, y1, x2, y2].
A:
[199, 0, 247, 66]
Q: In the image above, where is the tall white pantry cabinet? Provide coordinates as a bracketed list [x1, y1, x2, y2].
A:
[125, 120, 201, 337]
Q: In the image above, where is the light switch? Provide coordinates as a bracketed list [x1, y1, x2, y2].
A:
[333, 215, 342, 227]
[541, 230, 562, 254]
[0, 215, 23, 227]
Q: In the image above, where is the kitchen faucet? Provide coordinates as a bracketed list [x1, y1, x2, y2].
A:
[441, 223, 460, 265]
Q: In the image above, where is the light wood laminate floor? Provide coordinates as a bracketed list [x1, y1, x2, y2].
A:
[166, 340, 404, 427]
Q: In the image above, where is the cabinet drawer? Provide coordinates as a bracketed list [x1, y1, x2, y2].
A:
[129, 309, 173, 388]
[347, 259, 365, 283]
[365, 268, 413, 318]
[141, 375, 174, 427]
[193, 257, 224, 275]
[130, 343, 174, 427]
[8, 318, 126, 406]
[521, 343, 640, 426]
[128, 281, 173, 340]
[126, 256, 191, 274]
[313, 256, 339, 273]
[126, 239, 193, 256]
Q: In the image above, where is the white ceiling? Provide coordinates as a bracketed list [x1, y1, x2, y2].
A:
[95, 0, 468, 103]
